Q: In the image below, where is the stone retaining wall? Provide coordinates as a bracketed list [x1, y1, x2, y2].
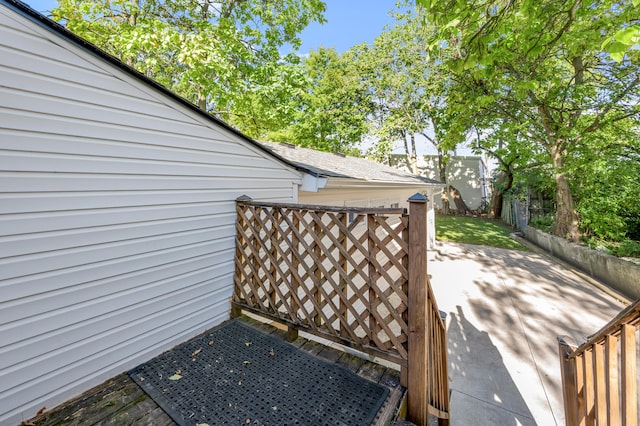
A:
[524, 226, 640, 300]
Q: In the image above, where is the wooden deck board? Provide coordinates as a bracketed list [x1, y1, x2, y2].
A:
[25, 315, 405, 426]
[25, 373, 172, 426]
[336, 351, 367, 373]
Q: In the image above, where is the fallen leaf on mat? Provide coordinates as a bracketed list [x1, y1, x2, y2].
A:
[208, 340, 215, 346]
[269, 349, 275, 356]
[245, 419, 251, 424]
[192, 348, 202, 357]
[243, 360, 251, 365]
[168, 374, 182, 381]
[196, 424, 209, 426]
[245, 341, 252, 347]
[36, 407, 46, 416]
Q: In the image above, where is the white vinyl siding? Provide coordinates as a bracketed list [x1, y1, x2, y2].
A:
[0, 5, 301, 424]
[298, 186, 440, 249]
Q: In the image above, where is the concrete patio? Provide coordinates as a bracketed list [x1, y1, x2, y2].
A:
[428, 241, 629, 426]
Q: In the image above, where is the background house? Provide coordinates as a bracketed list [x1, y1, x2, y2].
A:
[0, 1, 310, 423]
[390, 154, 492, 212]
[260, 141, 445, 248]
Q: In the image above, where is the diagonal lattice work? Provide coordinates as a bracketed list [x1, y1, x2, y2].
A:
[233, 199, 410, 365]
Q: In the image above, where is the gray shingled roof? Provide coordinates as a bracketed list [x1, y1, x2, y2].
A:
[259, 141, 444, 186]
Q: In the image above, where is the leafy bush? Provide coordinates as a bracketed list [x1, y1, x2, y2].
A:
[624, 215, 640, 241]
[586, 238, 640, 258]
[529, 214, 555, 233]
[616, 240, 640, 258]
[578, 197, 628, 241]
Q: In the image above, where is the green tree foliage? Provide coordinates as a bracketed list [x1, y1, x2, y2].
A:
[354, 9, 462, 169]
[469, 119, 547, 218]
[570, 125, 640, 241]
[267, 47, 373, 152]
[417, 0, 640, 242]
[351, 6, 466, 212]
[52, 0, 326, 137]
[601, 0, 640, 62]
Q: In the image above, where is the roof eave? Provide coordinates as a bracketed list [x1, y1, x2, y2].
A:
[1, 0, 313, 177]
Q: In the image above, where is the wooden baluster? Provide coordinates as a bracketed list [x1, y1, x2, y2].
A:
[576, 351, 586, 426]
[605, 334, 620, 426]
[439, 310, 450, 425]
[593, 342, 606, 425]
[621, 324, 637, 425]
[583, 349, 595, 425]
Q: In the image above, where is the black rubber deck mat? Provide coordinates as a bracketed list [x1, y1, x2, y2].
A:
[129, 319, 389, 425]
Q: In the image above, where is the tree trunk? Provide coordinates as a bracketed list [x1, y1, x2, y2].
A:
[402, 131, 410, 169]
[409, 134, 418, 175]
[402, 132, 418, 175]
[439, 189, 450, 215]
[124, 0, 139, 67]
[551, 149, 580, 241]
[437, 148, 450, 215]
[488, 168, 514, 219]
[449, 185, 471, 215]
[488, 191, 503, 219]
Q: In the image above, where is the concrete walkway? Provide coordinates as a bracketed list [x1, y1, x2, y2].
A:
[428, 241, 628, 426]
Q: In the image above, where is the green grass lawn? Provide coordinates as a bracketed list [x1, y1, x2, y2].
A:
[435, 215, 528, 251]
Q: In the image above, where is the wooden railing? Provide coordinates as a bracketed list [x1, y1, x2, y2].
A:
[558, 298, 640, 426]
[232, 194, 450, 425]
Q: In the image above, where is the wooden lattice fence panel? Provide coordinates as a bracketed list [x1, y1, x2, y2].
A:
[233, 200, 409, 364]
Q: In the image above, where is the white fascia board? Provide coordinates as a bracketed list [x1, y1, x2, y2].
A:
[300, 173, 328, 192]
[324, 177, 444, 190]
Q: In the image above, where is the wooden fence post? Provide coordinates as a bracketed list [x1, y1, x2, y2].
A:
[407, 193, 429, 426]
[557, 336, 579, 426]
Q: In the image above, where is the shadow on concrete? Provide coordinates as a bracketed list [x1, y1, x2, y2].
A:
[447, 305, 536, 426]
[430, 242, 625, 425]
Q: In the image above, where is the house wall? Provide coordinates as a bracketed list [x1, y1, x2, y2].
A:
[298, 186, 439, 248]
[298, 186, 424, 208]
[419, 156, 487, 211]
[0, 5, 301, 424]
[390, 155, 489, 211]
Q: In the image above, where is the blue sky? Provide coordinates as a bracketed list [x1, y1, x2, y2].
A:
[298, 1, 399, 53]
[22, 0, 400, 54]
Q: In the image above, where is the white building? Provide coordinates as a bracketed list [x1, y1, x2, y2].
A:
[390, 154, 492, 212]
